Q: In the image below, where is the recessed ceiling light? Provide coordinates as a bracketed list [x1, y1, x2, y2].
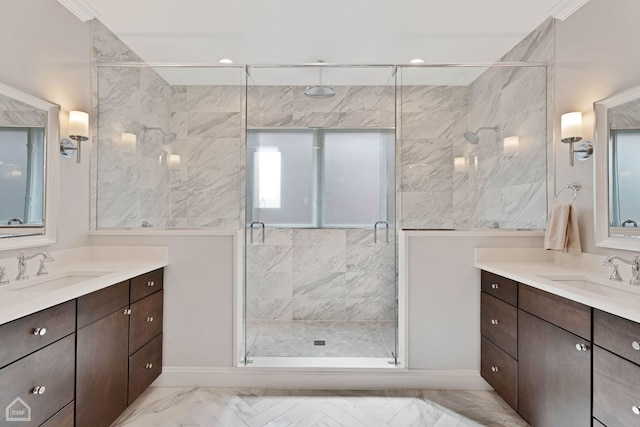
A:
[219, 58, 234, 64]
[410, 58, 424, 64]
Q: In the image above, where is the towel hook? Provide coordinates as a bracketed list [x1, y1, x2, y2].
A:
[555, 182, 581, 205]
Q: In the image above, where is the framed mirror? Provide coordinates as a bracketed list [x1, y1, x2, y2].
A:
[594, 84, 640, 250]
[0, 82, 59, 250]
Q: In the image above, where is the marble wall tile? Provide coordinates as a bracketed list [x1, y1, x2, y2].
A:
[346, 298, 396, 321]
[610, 98, 640, 129]
[292, 229, 346, 246]
[401, 192, 453, 229]
[187, 112, 242, 138]
[92, 20, 142, 63]
[292, 271, 346, 299]
[292, 245, 346, 273]
[292, 297, 346, 321]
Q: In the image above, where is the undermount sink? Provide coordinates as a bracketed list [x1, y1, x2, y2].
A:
[1, 271, 113, 292]
[537, 275, 638, 298]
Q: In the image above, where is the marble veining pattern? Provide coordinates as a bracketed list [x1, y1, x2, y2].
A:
[112, 387, 529, 427]
[246, 228, 396, 323]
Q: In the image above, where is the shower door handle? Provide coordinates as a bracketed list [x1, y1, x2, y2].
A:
[374, 221, 389, 245]
[250, 221, 265, 245]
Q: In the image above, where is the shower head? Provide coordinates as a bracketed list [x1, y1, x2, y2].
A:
[463, 131, 480, 145]
[305, 61, 336, 99]
[463, 125, 499, 145]
[142, 125, 177, 144]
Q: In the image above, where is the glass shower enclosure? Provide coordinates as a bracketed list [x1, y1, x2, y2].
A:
[242, 65, 399, 367]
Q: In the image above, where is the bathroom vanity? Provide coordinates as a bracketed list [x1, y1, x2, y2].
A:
[0, 248, 166, 427]
[477, 256, 640, 427]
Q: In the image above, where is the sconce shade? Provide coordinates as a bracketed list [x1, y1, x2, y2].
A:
[561, 112, 582, 141]
[503, 136, 519, 156]
[120, 133, 137, 153]
[454, 156, 467, 172]
[169, 154, 181, 169]
[69, 111, 89, 137]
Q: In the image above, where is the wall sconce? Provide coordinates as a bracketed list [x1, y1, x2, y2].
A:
[560, 112, 593, 166]
[120, 132, 137, 153]
[60, 110, 89, 163]
[503, 136, 519, 157]
[169, 154, 181, 170]
[454, 156, 467, 173]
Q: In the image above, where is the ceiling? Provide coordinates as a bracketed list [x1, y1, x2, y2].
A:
[61, 0, 589, 85]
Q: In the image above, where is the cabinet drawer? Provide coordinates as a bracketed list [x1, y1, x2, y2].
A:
[594, 346, 640, 427]
[77, 280, 130, 328]
[0, 300, 75, 368]
[481, 271, 518, 306]
[481, 292, 517, 358]
[0, 334, 75, 427]
[480, 336, 517, 410]
[519, 284, 591, 340]
[41, 401, 74, 427]
[128, 333, 162, 405]
[594, 309, 640, 365]
[129, 290, 163, 354]
[130, 268, 163, 303]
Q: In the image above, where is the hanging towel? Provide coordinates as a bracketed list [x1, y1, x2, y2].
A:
[544, 203, 582, 253]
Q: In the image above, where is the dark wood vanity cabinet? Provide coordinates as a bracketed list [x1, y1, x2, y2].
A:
[76, 281, 130, 427]
[518, 309, 591, 427]
[75, 269, 164, 426]
[480, 271, 518, 410]
[0, 302, 76, 427]
[593, 309, 640, 427]
[480, 271, 593, 426]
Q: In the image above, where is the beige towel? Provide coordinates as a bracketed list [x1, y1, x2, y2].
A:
[544, 204, 582, 253]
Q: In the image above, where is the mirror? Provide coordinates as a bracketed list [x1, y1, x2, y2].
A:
[594, 84, 640, 250]
[0, 82, 59, 250]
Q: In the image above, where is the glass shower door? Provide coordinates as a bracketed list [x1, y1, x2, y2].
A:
[243, 65, 397, 366]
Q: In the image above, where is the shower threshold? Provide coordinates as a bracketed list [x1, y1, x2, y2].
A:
[242, 356, 399, 370]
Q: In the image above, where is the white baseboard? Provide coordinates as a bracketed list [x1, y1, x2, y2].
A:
[153, 367, 492, 390]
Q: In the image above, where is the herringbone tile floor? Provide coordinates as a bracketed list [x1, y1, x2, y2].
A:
[112, 388, 529, 427]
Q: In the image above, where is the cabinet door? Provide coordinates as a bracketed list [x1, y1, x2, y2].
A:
[0, 334, 75, 427]
[518, 310, 591, 427]
[76, 309, 129, 427]
[593, 346, 640, 427]
[128, 334, 163, 405]
[130, 290, 163, 354]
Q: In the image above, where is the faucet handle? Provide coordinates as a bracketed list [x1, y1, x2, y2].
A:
[609, 264, 624, 282]
[0, 266, 9, 285]
[36, 256, 53, 276]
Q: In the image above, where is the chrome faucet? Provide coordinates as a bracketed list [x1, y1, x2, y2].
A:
[604, 256, 640, 285]
[16, 252, 54, 281]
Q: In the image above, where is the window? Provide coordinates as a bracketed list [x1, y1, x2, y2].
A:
[247, 129, 394, 228]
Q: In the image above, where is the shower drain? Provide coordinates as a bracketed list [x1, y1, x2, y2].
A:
[313, 340, 326, 346]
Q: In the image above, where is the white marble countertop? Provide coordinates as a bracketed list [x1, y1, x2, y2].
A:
[0, 246, 168, 325]
[475, 249, 640, 324]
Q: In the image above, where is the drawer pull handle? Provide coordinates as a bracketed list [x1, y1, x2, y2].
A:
[33, 327, 47, 336]
[123, 309, 132, 315]
[32, 386, 46, 395]
[633, 341, 640, 351]
[491, 283, 500, 289]
[490, 319, 499, 325]
[491, 366, 499, 372]
[633, 406, 640, 415]
[146, 316, 154, 322]
[145, 363, 153, 369]
[575, 343, 589, 352]
[147, 281, 155, 287]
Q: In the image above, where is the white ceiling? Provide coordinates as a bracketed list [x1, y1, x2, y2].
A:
[64, 0, 589, 85]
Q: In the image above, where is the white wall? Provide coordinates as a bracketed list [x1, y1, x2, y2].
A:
[555, 0, 640, 255]
[0, 1, 92, 254]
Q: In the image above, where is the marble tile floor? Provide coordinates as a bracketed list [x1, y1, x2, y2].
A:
[246, 320, 396, 358]
[112, 387, 530, 427]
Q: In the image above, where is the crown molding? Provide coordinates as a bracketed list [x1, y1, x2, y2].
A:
[547, 0, 590, 21]
[57, 0, 98, 22]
